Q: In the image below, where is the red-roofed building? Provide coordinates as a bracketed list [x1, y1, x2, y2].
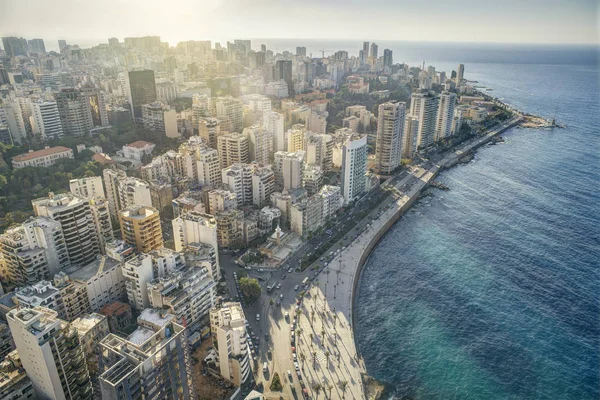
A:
[11, 146, 74, 169]
[92, 152, 116, 165]
[122, 140, 155, 161]
[99, 300, 134, 333]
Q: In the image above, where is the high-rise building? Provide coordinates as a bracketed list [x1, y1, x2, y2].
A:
[435, 91, 457, 141]
[402, 115, 419, 159]
[302, 165, 324, 196]
[296, 46, 307, 57]
[1, 37, 28, 58]
[141, 102, 179, 138]
[208, 189, 238, 215]
[243, 125, 271, 165]
[98, 309, 194, 399]
[214, 96, 243, 133]
[217, 132, 249, 169]
[71, 313, 110, 394]
[341, 134, 368, 203]
[69, 176, 105, 199]
[81, 87, 110, 127]
[55, 88, 94, 137]
[222, 163, 254, 206]
[410, 90, 439, 149]
[275, 60, 293, 97]
[210, 302, 252, 386]
[383, 49, 393, 69]
[267, 111, 285, 152]
[375, 102, 405, 175]
[102, 168, 127, 219]
[118, 205, 163, 253]
[29, 39, 48, 55]
[196, 146, 222, 186]
[128, 70, 157, 120]
[252, 165, 275, 207]
[362, 42, 370, 61]
[198, 118, 220, 149]
[172, 211, 219, 253]
[118, 177, 152, 211]
[148, 263, 216, 331]
[456, 63, 465, 84]
[0, 217, 69, 287]
[370, 42, 378, 58]
[7, 307, 93, 400]
[274, 151, 305, 190]
[30, 100, 64, 140]
[287, 125, 305, 153]
[305, 132, 333, 172]
[32, 193, 101, 267]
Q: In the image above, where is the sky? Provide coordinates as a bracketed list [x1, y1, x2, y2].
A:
[0, 0, 598, 51]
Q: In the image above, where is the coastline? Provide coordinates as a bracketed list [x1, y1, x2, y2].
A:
[345, 116, 524, 398]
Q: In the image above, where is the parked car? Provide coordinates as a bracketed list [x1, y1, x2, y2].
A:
[256, 314, 260, 321]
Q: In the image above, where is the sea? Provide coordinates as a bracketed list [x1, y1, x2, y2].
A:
[332, 42, 597, 399]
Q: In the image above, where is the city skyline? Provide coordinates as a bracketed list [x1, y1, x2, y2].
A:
[1, 0, 598, 50]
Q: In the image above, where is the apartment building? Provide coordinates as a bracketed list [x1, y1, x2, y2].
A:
[118, 205, 163, 253]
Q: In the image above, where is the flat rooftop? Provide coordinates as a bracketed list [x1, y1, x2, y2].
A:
[64, 256, 121, 281]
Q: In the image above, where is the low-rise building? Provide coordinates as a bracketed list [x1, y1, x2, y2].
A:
[11, 146, 73, 169]
[99, 301, 134, 334]
[122, 140, 155, 161]
[0, 350, 35, 400]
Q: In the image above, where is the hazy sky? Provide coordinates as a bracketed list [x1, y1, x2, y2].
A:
[1, 0, 598, 51]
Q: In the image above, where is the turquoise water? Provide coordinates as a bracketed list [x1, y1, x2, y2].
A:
[353, 47, 599, 399]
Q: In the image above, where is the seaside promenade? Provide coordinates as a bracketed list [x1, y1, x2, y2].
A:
[297, 116, 522, 400]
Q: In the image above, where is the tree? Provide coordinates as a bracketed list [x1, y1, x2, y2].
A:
[325, 351, 330, 367]
[339, 380, 348, 398]
[300, 352, 306, 368]
[269, 298, 274, 306]
[313, 383, 322, 398]
[309, 333, 314, 347]
[270, 373, 283, 391]
[239, 277, 261, 303]
[327, 384, 334, 399]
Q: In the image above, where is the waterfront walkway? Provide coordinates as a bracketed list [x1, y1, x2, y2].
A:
[298, 116, 522, 399]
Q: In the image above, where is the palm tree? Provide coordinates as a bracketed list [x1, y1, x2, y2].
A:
[325, 351, 330, 367]
[327, 384, 334, 399]
[321, 328, 326, 342]
[311, 309, 316, 325]
[300, 352, 306, 368]
[339, 380, 348, 399]
[333, 314, 338, 329]
[313, 383, 322, 399]
[309, 333, 314, 347]
[312, 351, 317, 368]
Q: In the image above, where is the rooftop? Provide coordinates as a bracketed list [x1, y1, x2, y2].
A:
[124, 140, 154, 149]
[127, 327, 154, 346]
[12, 146, 72, 162]
[63, 256, 121, 282]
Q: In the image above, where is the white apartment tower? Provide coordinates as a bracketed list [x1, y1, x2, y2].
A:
[435, 91, 457, 141]
[32, 193, 101, 267]
[244, 125, 271, 165]
[7, 307, 93, 400]
[410, 90, 439, 150]
[69, 176, 105, 199]
[341, 134, 368, 203]
[0, 217, 69, 287]
[222, 163, 254, 206]
[375, 102, 405, 175]
[30, 100, 64, 140]
[210, 302, 252, 386]
[217, 132, 249, 169]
